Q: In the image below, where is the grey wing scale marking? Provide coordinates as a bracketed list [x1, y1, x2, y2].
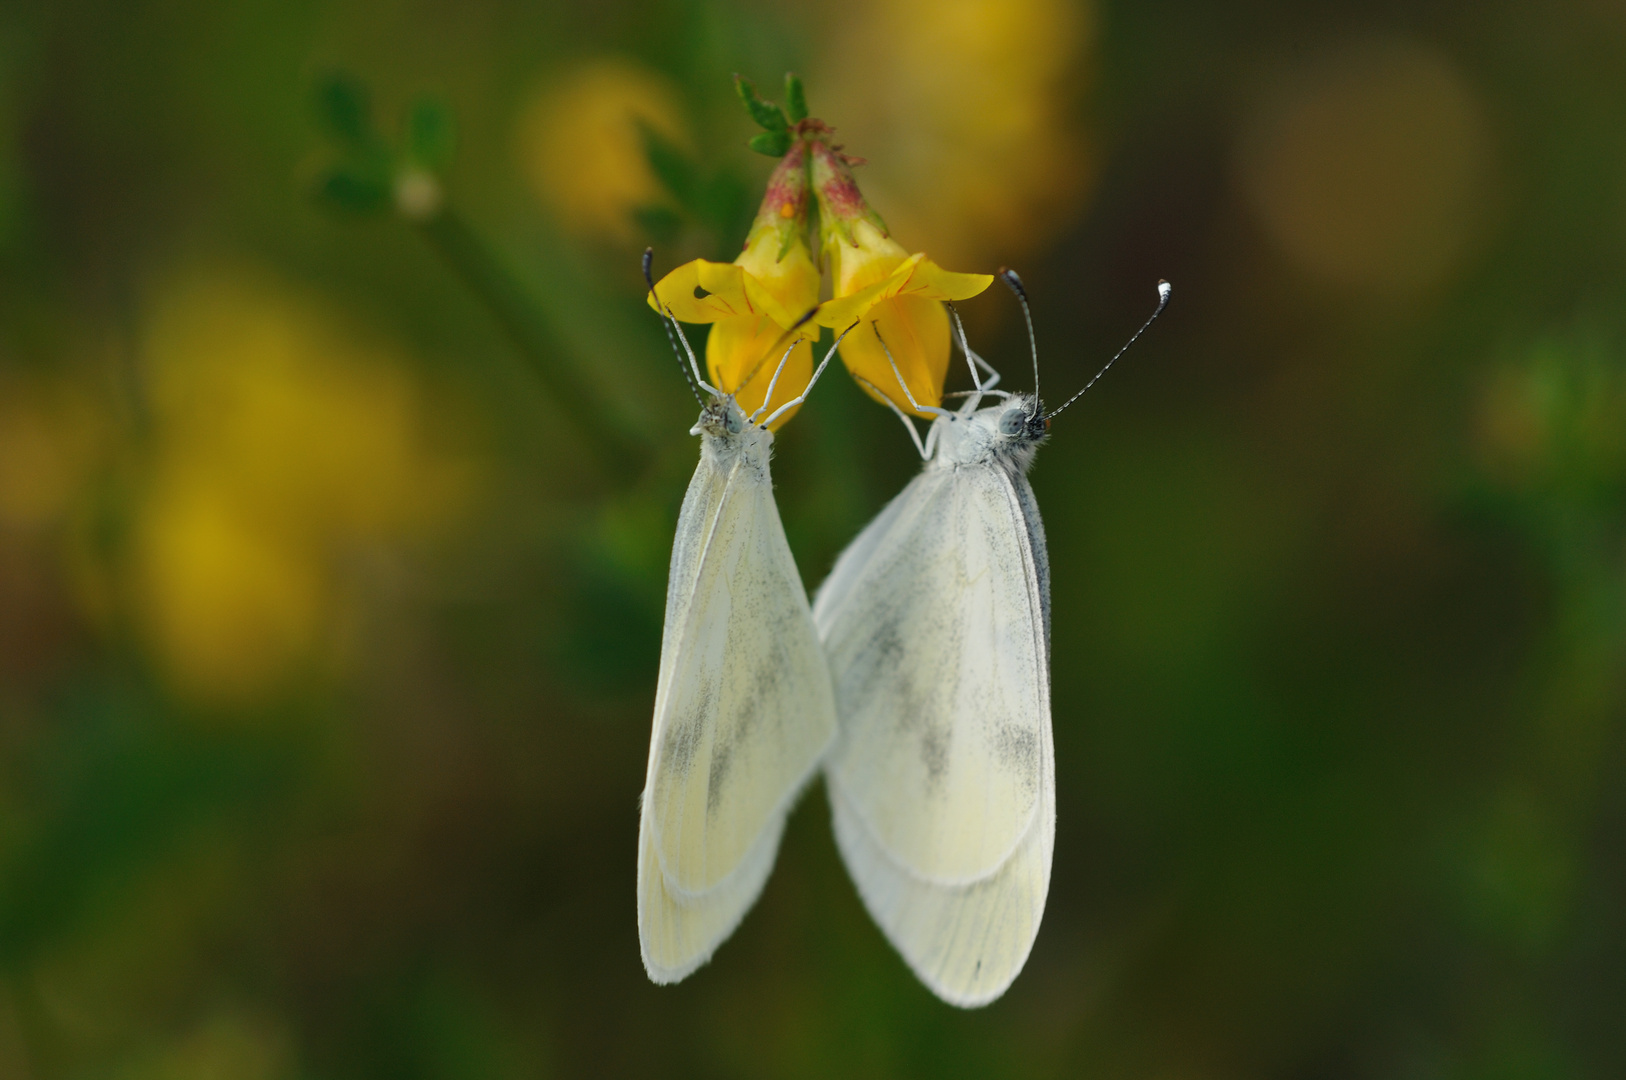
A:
[820, 465, 1048, 884]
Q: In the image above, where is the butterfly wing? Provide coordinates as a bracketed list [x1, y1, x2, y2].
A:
[639, 438, 837, 980]
[638, 797, 785, 983]
[810, 470, 918, 631]
[816, 462, 1053, 1005]
[828, 734, 1052, 1006]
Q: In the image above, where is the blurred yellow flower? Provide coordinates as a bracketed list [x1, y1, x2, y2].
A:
[137, 482, 327, 704]
[810, 0, 1093, 268]
[135, 269, 475, 706]
[811, 138, 992, 417]
[648, 141, 820, 428]
[517, 59, 690, 242]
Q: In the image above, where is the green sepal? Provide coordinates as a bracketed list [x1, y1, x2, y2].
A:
[783, 73, 807, 123]
[777, 223, 800, 262]
[316, 73, 374, 147]
[748, 130, 792, 157]
[406, 98, 455, 171]
[734, 75, 788, 133]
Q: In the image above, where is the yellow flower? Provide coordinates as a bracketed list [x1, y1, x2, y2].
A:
[516, 59, 690, 243]
[647, 142, 821, 429]
[811, 138, 992, 417]
[135, 268, 476, 707]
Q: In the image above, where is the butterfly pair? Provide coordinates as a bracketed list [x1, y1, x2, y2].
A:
[638, 251, 1170, 1006]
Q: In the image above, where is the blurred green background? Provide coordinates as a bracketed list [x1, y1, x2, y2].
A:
[2, 0, 1625, 1076]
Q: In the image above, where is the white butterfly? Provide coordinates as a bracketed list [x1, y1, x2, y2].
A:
[638, 253, 856, 982]
[814, 271, 1170, 1006]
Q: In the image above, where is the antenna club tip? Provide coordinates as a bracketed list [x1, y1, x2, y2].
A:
[642, 248, 656, 288]
[1157, 280, 1172, 300]
[996, 267, 1029, 299]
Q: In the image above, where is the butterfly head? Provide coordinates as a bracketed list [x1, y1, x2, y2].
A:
[694, 395, 748, 438]
[996, 396, 1049, 443]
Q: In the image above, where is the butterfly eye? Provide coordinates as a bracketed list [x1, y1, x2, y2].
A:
[998, 409, 1027, 436]
[725, 409, 744, 434]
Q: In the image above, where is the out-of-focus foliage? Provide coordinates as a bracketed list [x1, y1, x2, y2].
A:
[1, 0, 1625, 1078]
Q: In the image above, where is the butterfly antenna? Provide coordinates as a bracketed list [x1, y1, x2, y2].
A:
[998, 268, 1040, 412]
[872, 323, 955, 419]
[759, 319, 860, 429]
[733, 307, 819, 399]
[1045, 279, 1171, 421]
[643, 247, 707, 405]
[749, 308, 821, 423]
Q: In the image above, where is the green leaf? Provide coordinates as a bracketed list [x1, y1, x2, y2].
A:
[407, 98, 455, 171]
[748, 130, 792, 157]
[316, 73, 374, 146]
[314, 167, 391, 214]
[734, 75, 788, 133]
[784, 73, 807, 123]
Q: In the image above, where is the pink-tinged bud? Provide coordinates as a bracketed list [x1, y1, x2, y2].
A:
[751, 138, 811, 248]
[646, 140, 820, 428]
[810, 135, 891, 261]
[810, 137, 992, 418]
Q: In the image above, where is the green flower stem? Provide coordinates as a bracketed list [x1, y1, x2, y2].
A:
[413, 206, 645, 479]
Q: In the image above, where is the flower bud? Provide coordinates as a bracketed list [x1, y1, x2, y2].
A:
[647, 143, 819, 428]
[810, 139, 992, 417]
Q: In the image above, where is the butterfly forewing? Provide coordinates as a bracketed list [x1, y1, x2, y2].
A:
[817, 464, 1049, 885]
[644, 436, 837, 898]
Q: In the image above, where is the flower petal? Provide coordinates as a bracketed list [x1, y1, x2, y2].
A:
[736, 233, 821, 329]
[815, 252, 993, 330]
[707, 314, 815, 429]
[740, 272, 809, 332]
[814, 255, 915, 329]
[892, 257, 995, 303]
[814, 279, 887, 331]
[647, 259, 758, 323]
[835, 295, 952, 418]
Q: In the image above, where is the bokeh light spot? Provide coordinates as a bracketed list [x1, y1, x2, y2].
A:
[1235, 39, 1493, 293]
[0, 381, 100, 530]
[811, 0, 1094, 268]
